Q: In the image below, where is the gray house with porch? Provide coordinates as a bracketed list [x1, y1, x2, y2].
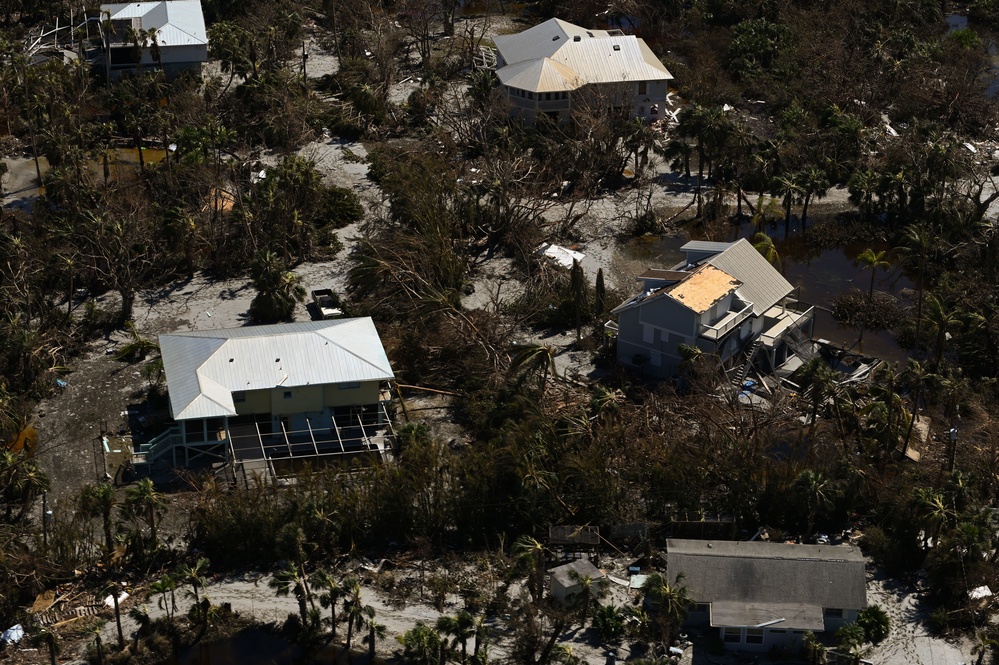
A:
[667, 539, 866, 651]
[612, 238, 814, 380]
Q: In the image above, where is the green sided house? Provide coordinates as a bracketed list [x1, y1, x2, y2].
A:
[140, 319, 395, 483]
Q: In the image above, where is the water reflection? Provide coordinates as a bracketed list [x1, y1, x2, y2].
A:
[618, 212, 914, 363]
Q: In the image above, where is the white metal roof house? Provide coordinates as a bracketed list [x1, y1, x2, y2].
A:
[611, 238, 814, 382]
[489, 18, 673, 124]
[141, 319, 395, 482]
[96, 0, 208, 79]
[667, 539, 867, 651]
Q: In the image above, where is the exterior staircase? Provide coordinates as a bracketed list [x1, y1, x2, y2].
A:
[731, 339, 763, 390]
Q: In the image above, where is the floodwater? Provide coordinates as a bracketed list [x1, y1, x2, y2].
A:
[2, 148, 169, 208]
[618, 212, 914, 364]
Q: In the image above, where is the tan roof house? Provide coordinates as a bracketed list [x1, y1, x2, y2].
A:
[490, 18, 673, 124]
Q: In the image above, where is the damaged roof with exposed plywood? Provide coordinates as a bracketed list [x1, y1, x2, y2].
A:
[659, 264, 741, 314]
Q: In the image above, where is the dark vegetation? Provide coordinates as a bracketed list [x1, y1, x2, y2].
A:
[4, 0, 999, 662]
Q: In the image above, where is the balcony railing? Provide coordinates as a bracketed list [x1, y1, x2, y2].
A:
[699, 300, 753, 341]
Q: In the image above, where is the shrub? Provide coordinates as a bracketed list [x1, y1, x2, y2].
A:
[857, 605, 891, 643]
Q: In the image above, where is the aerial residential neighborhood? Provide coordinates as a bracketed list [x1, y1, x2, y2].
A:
[2, 1, 999, 665]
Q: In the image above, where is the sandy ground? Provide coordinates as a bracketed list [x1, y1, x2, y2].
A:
[99, 558, 643, 665]
[864, 571, 976, 665]
[84, 559, 978, 665]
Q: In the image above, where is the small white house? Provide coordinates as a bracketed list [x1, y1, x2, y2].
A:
[548, 559, 607, 605]
[97, 0, 208, 79]
[490, 18, 673, 124]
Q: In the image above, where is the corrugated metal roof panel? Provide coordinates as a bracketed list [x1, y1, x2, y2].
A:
[680, 240, 734, 253]
[102, 1, 207, 46]
[493, 18, 672, 92]
[497, 58, 584, 92]
[705, 239, 793, 316]
[159, 318, 394, 420]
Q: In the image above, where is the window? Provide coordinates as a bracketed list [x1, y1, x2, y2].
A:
[746, 629, 764, 645]
[693, 603, 709, 614]
[722, 628, 741, 643]
[545, 92, 552, 101]
[233, 391, 246, 403]
[823, 608, 844, 619]
[283, 390, 293, 399]
[770, 629, 786, 634]
[338, 382, 361, 390]
[638, 81, 647, 95]
[528, 91, 534, 100]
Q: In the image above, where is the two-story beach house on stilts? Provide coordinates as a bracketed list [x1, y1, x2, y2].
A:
[139, 318, 395, 485]
[612, 239, 814, 381]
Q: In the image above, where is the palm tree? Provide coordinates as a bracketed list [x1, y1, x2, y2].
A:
[363, 605, 387, 662]
[513, 535, 549, 602]
[797, 357, 838, 444]
[509, 345, 559, 394]
[248, 250, 306, 322]
[752, 232, 781, 270]
[397, 622, 442, 665]
[101, 580, 126, 649]
[150, 576, 176, 621]
[913, 487, 953, 549]
[437, 610, 476, 663]
[594, 268, 606, 317]
[269, 564, 310, 624]
[793, 470, 835, 538]
[128, 605, 151, 651]
[314, 568, 345, 640]
[568, 571, 605, 627]
[797, 166, 830, 230]
[342, 577, 364, 650]
[901, 359, 929, 458]
[901, 222, 935, 342]
[123, 478, 164, 550]
[856, 248, 892, 301]
[80, 482, 118, 556]
[922, 294, 962, 366]
[176, 557, 209, 605]
[641, 573, 691, 646]
[774, 172, 802, 238]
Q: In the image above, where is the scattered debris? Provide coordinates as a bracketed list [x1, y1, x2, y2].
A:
[1, 624, 24, 644]
[536, 243, 585, 269]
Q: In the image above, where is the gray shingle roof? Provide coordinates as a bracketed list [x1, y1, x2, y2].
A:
[159, 318, 394, 420]
[666, 539, 866, 614]
[681, 239, 794, 317]
[548, 559, 605, 588]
